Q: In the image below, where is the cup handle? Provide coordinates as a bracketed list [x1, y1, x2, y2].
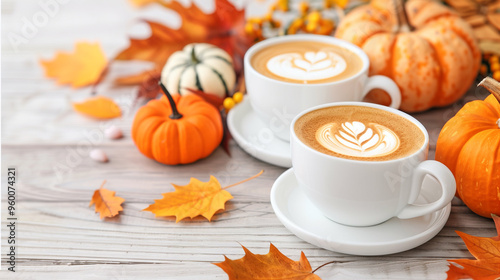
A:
[397, 161, 456, 219]
[361, 75, 402, 109]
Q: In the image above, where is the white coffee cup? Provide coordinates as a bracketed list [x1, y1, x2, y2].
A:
[245, 34, 402, 142]
[290, 102, 456, 227]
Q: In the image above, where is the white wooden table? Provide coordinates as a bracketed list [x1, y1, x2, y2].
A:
[1, 0, 497, 279]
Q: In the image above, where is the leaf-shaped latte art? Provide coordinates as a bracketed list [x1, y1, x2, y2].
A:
[266, 50, 346, 81]
[316, 121, 400, 158]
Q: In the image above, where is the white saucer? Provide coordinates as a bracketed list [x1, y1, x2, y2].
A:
[227, 98, 291, 168]
[270, 168, 452, 256]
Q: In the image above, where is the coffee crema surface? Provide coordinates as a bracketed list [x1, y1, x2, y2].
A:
[250, 41, 363, 84]
[294, 106, 425, 161]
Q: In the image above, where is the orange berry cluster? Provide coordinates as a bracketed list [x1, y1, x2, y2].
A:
[287, 8, 334, 35]
[324, 0, 348, 9]
[223, 92, 244, 112]
[245, 15, 282, 41]
[480, 53, 500, 82]
[245, 0, 342, 41]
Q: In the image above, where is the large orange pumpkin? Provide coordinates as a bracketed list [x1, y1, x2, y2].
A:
[132, 83, 223, 165]
[435, 77, 500, 218]
[336, 0, 481, 112]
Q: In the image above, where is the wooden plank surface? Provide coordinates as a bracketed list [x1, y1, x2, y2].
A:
[1, 0, 497, 279]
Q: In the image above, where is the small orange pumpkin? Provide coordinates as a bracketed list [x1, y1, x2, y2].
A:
[336, 0, 481, 112]
[435, 77, 500, 218]
[132, 82, 223, 165]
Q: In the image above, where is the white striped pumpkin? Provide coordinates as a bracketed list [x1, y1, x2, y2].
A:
[160, 43, 236, 99]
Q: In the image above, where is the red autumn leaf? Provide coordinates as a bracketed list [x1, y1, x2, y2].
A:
[114, 20, 189, 79]
[156, 0, 253, 75]
[135, 71, 162, 100]
[447, 214, 500, 280]
[214, 243, 322, 280]
[112, 0, 255, 100]
[185, 88, 225, 109]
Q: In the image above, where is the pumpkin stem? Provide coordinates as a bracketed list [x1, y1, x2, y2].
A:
[479, 76, 500, 104]
[478, 77, 500, 128]
[190, 46, 199, 64]
[394, 0, 415, 32]
[159, 81, 183, 120]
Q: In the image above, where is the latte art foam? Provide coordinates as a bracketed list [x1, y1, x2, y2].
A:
[250, 41, 363, 84]
[316, 122, 400, 158]
[294, 106, 425, 161]
[267, 51, 347, 82]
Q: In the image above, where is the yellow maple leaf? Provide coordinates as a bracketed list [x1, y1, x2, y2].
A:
[214, 243, 322, 280]
[144, 170, 263, 222]
[72, 96, 121, 119]
[89, 181, 125, 219]
[40, 42, 107, 88]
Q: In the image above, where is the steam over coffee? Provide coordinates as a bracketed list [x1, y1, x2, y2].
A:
[250, 41, 363, 84]
[294, 106, 425, 161]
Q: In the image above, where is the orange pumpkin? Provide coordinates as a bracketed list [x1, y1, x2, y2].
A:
[435, 77, 500, 218]
[336, 0, 481, 112]
[132, 82, 223, 165]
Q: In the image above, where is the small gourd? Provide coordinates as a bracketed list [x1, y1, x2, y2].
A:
[435, 77, 500, 218]
[132, 82, 223, 165]
[161, 43, 236, 99]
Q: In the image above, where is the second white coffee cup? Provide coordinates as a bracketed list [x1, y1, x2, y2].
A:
[245, 34, 402, 142]
[290, 102, 456, 227]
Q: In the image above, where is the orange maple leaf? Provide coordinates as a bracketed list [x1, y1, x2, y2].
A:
[114, 0, 253, 88]
[144, 170, 263, 222]
[89, 181, 125, 219]
[72, 96, 121, 119]
[114, 20, 189, 86]
[447, 214, 500, 280]
[40, 42, 107, 88]
[214, 243, 322, 280]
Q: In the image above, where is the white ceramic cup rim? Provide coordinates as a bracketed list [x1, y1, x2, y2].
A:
[290, 101, 430, 164]
[244, 34, 370, 87]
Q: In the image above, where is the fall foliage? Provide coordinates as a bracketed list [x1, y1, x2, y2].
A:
[73, 96, 121, 119]
[185, 88, 225, 109]
[214, 243, 322, 280]
[144, 175, 233, 222]
[144, 171, 263, 222]
[40, 0, 254, 122]
[89, 181, 125, 219]
[113, 0, 254, 100]
[40, 42, 107, 88]
[447, 214, 500, 280]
